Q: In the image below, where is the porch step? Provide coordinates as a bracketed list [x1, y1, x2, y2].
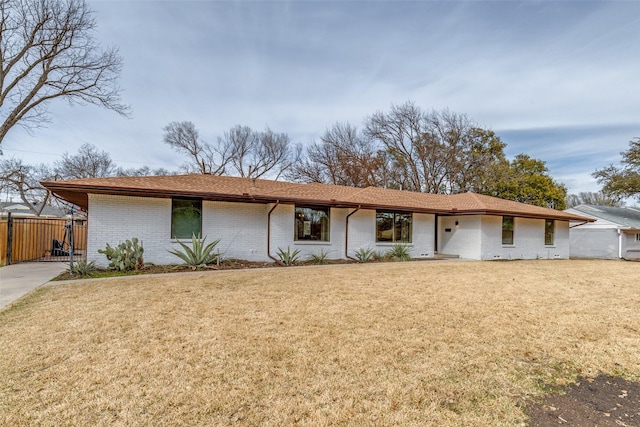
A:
[433, 253, 460, 260]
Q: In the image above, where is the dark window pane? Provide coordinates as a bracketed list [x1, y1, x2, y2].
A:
[377, 211, 412, 243]
[502, 216, 514, 245]
[172, 199, 202, 239]
[545, 219, 555, 245]
[376, 211, 394, 242]
[295, 206, 330, 241]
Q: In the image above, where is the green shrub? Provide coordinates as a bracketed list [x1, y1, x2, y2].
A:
[168, 233, 221, 270]
[97, 237, 144, 272]
[354, 247, 374, 263]
[308, 249, 332, 265]
[386, 243, 411, 261]
[68, 259, 98, 277]
[276, 246, 301, 266]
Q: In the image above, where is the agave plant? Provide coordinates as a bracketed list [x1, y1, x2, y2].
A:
[69, 259, 98, 277]
[276, 246, 301, 266]
[168, 233, 221, 269]
[354, 247, 374, 263]
[386, 243, 411, 261]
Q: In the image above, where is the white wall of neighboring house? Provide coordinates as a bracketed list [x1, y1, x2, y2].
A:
[622, 231, 640, 259]
[564, 208, 640, 259]
[569, 228, 619, 259]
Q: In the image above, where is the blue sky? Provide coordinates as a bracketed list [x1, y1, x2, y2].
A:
[3, 0, 639, 196]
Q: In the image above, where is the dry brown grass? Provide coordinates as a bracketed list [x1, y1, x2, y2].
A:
[1, 260, 639, 426]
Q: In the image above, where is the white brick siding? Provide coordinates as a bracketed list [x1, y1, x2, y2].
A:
[438, 215, 482, 259]
[87, 194, 568, 265]
[479, 216, 569, 260]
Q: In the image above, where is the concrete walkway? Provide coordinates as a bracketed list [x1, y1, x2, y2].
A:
[0, 262, 68, 309]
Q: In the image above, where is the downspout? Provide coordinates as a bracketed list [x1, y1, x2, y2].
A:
[618, 228, 623, 259]
[267, 201, 280, 262]
[345, 206, 361, 261]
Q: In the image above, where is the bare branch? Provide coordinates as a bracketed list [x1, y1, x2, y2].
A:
[0, 0, 129, 146]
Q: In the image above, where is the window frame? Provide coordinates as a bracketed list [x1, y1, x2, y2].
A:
[502, 216, 514, 245]
[171, 198, 202, 240]
[376, 210, 413, 243]
[544, 219, 555, 246]
[294, 205, 330, 242]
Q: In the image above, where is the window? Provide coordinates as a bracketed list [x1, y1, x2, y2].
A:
[502, 216, 514, 245]
[171, 198, 202, 239]
[545, 219, 555, 245]
[295, 206, 330, 241]
[376, 211, 412, 243]
[636, 233, 640, 242]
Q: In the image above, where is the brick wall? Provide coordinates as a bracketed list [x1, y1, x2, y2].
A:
[88, 195, 438, 266]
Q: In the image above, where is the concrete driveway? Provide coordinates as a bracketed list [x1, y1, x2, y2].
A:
[0, 262, 68, 309]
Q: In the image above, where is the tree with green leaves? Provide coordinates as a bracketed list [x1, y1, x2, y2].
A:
[488, 154, 567, 209]
[593, 137, 640, 203]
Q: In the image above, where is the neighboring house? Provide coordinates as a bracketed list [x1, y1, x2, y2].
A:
[0, 202, 67, 218]
[565, 205, 640, 260]
[41, 175, 592, 266]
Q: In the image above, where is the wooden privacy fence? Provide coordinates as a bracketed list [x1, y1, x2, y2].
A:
[0, 214, 87, 265]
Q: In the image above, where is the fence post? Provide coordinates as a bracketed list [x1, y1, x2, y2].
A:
[6, 212, 12, 265]
[67, 212, 74, 275]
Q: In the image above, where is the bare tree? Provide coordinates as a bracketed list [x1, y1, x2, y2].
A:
[54, 143, 114, 179]
[220, 125, 300, 179]
[0, 157, 53, 214]
[0, 0, 129, 148]
[163, 122, 300, 179]
[566, 191, 623, 208]
[114, 165, 173, 177]
[290, 122, 387, 187]
[365, 101, 426, 191]
[364, 102, 507, 194]
[163, 121, 231, 174]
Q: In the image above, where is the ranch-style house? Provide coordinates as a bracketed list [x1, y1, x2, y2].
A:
[42, 174, 593, 266]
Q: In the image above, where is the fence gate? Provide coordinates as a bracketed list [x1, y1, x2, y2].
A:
[0, 214, 87, 265]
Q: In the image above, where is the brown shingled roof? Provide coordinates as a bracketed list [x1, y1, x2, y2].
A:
[41, 174, 592, 222]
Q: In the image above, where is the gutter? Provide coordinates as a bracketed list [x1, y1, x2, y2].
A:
[267, 201, 280, 262]
[345, 206, 361, 261]
[570, 220, 589, 228]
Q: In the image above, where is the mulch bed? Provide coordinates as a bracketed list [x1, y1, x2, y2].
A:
[526, 375, 640, 426]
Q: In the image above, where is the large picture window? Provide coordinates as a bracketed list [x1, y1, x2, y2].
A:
[502, 216, 514, 245]
[376, 211, 412, 243]
[545, 219, 555, 245]
[295, 206, 330, 241]
[171, 198, 202, 239]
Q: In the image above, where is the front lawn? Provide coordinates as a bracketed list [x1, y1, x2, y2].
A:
[1, 260, 639, 426]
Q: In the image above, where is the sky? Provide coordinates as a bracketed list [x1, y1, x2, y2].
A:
[2, 0, 639, 197]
